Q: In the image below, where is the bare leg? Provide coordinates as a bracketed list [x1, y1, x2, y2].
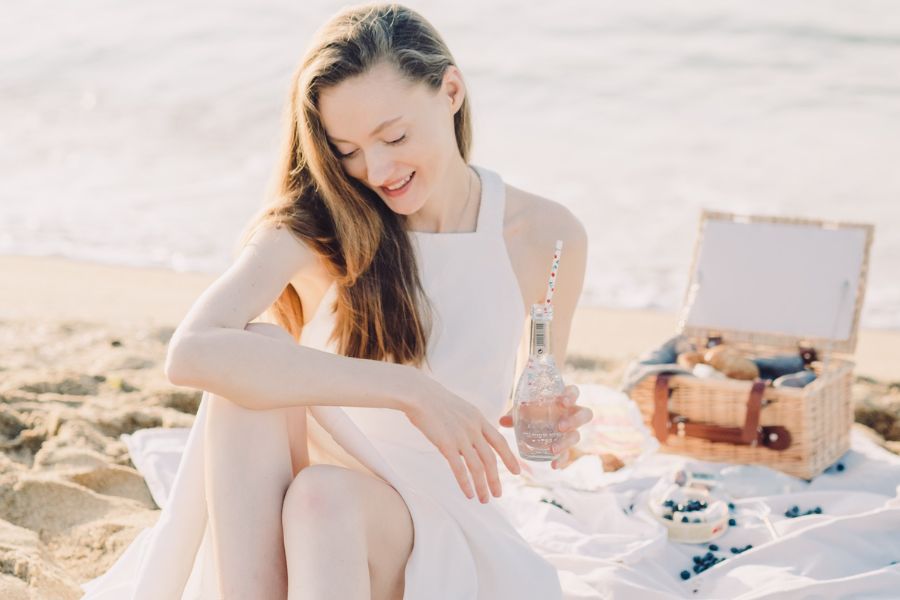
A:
[282, 464, 413, 600]
[205, 322, 309, 599]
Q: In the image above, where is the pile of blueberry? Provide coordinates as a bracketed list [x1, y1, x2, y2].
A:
[661, 498, 709, 523]
[679, 543, 755, 580]
[681, 549, 725, 579]
[784, 505, 823, 518]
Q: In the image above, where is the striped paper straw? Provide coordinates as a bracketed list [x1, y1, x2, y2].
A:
[543, 240, 564, 307]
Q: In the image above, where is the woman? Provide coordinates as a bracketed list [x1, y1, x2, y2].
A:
[82, 3, 593, 599]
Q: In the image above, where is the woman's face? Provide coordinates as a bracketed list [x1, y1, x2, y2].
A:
[318, 61, 465, 216]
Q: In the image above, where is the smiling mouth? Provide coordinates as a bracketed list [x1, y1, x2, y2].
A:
[381, 172, 415, 195]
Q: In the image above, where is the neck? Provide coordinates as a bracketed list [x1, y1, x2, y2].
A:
[406, 158, 475, 233]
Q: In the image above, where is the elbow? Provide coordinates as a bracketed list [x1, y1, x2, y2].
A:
[164, 330, 198, 387]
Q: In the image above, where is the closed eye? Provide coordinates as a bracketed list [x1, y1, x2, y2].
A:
[337, 134, 406, 160]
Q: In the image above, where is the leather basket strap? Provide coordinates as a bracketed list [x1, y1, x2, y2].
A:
[652, 373, 791, 451]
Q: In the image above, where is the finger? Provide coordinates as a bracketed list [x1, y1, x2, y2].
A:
[440, 443, 475, 499]
[563, 385, 580, 406]
[559, 406, 594, 432]
[460, 445, 490, 503]
[575, 406, 594, 428]
[482, 423, 521, 475]
[556, 389, 575, 410]
[473, 438, 502, 498]
[552, 447, 574, 470]
[551, 430, 581, 458]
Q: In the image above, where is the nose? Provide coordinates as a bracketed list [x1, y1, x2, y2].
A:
[365, 148, 395, 189]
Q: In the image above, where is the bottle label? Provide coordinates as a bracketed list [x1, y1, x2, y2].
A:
[534, 321, 547, 355]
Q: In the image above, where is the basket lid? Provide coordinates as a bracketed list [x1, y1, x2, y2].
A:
[677, 210, 874, 355]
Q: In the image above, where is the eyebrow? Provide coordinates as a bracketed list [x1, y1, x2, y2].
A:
[327, 116, 403, 144]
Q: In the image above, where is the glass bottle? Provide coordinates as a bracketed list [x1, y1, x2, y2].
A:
[513, 303, 566, 461]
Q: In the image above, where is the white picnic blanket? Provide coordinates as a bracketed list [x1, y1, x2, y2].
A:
[121, 384, 900, 599]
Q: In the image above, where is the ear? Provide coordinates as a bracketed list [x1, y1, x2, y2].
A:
[442, 65, 466, 115]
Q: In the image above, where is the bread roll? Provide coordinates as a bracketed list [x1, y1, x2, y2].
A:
[677, 351, 705, 370]
[704, 345, 760, 381]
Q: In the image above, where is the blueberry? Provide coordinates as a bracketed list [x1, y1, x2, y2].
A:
[693, 556, 702, 564]
[681, 570, 691, 580]
[791, 505, 799, 513]
[708, 544, 718, 551]
[730, 547, 739, 554]
[664, 514, 673, 520]
[814, 507, 822, 514]
[728, 502, 735, 510]
[682, 516, 689, 523]
[728, 518, 737, 526]
[693, 564, 702, 574]
[836, 463, 845, 472]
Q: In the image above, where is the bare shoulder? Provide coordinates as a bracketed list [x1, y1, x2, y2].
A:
[503, 184, 588, 309]
[504, 184, 587, 248]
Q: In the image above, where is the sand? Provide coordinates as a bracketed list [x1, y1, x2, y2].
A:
[1, 255, 898, 598]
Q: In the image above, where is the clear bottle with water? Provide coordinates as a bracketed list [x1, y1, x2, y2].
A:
[513, 303, 566, 461]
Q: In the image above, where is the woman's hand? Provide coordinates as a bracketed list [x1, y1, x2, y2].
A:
[402, 374, 522, 503]
[498, 384, 594, 470]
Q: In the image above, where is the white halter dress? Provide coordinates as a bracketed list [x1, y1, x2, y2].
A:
[80, 164, 563, 599]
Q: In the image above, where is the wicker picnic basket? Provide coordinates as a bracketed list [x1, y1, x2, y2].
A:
[629, 211, 874, 480]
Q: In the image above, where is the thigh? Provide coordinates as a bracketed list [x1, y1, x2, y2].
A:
[286, 406, 310, 476]
[283, 464, 414, 600]
[359, 471, 414, 600]
[243, 322, 310, 476]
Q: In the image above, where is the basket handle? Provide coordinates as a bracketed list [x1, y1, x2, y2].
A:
[652, 374, 792, 450]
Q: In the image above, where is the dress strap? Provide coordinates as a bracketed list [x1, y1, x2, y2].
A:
[472, 164, 506, 236]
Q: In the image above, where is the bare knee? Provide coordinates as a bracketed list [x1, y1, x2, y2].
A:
[282, 465, 364, 532]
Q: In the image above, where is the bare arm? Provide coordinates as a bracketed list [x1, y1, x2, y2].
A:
[164, 224, 417, 412]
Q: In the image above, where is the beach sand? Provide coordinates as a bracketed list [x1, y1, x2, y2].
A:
[1, 255, 898, 598]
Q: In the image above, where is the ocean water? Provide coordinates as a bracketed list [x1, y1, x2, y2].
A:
[3, 0, 899, 329]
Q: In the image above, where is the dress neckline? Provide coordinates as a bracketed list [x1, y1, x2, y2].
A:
[408, 164, 485, 237]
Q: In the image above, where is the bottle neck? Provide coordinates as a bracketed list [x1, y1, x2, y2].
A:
[529, 317, 552, 358]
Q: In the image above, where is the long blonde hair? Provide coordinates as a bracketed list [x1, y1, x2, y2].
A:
[242, 3, 473, 366]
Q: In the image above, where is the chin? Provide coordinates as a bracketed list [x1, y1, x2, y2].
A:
[384, 195, 426, 216]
